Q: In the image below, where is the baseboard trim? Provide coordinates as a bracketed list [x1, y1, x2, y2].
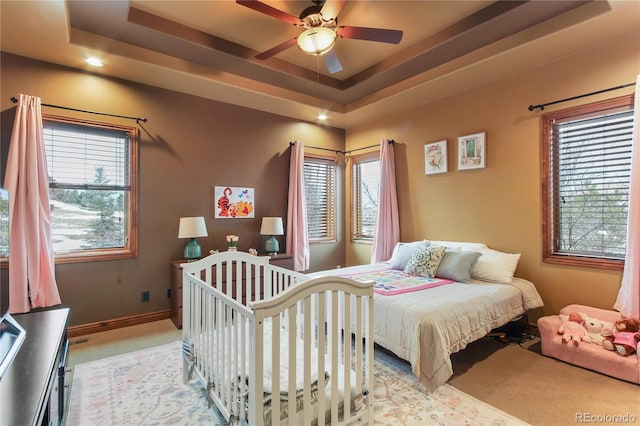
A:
[67, 310, 171, 338]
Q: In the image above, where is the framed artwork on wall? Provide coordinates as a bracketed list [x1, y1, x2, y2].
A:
[457, 132, 486, 170]
[424, 140, 448, 175]
[213, 186, 255, 218]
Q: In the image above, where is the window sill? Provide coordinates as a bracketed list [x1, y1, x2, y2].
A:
[351, 239, 373, 245]
[543, 253, 624, 270]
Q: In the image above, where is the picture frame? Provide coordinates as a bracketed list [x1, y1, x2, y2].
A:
[213, 186, 255, 218]
[424, 140, 448, 175]
[457, 132, 486, 170]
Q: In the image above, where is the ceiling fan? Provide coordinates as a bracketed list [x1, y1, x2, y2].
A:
[236, 0, 403, 74]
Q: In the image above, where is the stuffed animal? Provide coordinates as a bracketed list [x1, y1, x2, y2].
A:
[582, 315, 613, 346]
[602, 318, 640, 356]
[558, 311, 591, 345]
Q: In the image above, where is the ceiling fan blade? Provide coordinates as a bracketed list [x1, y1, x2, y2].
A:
[337, 26, 403, 44]
[236, 0, 301, 26]
[319, 0, 346, 20]
[323, 49, 343, 74]
[255, 37, 298, 60]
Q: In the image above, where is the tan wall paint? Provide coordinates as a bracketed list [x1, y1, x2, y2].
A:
[0, 53, 345, 326]
[345, 33, 639, 319]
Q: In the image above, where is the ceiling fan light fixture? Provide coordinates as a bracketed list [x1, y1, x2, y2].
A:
[297, 27, 336, 56]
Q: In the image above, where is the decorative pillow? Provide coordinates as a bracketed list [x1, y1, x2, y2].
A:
[471, 248, 521, 284]
[388, 240, 430, 270]
[435, 250, 481, 283]
[404, 245, 446, 278]
[429, 240, 488, 252]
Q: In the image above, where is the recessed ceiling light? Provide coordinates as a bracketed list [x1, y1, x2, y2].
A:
[86, 57, 104, 67]
[318, 113, 328, 121]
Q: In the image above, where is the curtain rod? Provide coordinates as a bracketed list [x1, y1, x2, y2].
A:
[527, 82, 635, 112]
[292, 140, 394, 155]
[10, 96, 148, 124]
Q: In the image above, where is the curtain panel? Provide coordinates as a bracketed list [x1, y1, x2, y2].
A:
[371, 139, 400, 263]
[614, 75, 640, 319]
[4, 94, 61, 313]
[286, 141, 310, 271]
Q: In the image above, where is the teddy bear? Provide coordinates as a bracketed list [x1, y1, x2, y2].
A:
[602, 318, 640, 356]
[558, 311, 592, 344]
[582, 314, 614, 346]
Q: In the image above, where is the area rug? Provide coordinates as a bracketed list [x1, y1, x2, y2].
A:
[66, 341, 528, 426]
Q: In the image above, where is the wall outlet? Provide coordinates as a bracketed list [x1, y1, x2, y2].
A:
[141, 291, 150, 303]
[167, 288, 171, 298]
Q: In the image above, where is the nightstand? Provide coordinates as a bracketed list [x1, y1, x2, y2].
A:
[170, 260, 185, 329]
[268, 253, 294, 270]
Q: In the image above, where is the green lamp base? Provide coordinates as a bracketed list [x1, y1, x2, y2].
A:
[265, 235, 279, 255]
[184, 238, 201, 261]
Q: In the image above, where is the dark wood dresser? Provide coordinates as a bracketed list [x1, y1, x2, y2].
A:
[0, 307, 70, 426]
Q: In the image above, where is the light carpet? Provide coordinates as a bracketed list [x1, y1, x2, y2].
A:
[66, 341, 527, 426]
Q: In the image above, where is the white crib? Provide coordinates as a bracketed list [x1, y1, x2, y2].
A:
[181, 251, 374, 425]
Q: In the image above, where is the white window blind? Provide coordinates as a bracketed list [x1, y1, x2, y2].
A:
[304, 158, 336, 241]
[352, 158, 380, 240]
[551, 108, 633, 259]
[44, 122, 130, 190]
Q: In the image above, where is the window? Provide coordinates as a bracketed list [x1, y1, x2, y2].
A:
[43, 115, 138, 263]
[541, 95, 633, 269]
[304, 157, 336, 242]
[351, 155, 380, 241]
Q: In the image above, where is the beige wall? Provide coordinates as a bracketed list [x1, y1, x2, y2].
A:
[0, 53, 345, 326]
[345, 33, 639, 319]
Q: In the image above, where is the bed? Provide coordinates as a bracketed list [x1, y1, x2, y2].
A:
[310, 240, 544, 392]
[180, 251, 375, 426]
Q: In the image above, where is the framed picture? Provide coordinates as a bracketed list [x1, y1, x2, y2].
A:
[213, 186, 255, 218]
[424, 140, 448, 175]
[457, 132, 486, 170]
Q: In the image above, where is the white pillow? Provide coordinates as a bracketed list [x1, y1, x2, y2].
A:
[429, 240, 488, 252]
[388, 240, 430, 270]
[471, 248, 521, 284]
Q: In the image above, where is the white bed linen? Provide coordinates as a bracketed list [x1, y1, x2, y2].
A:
[310, 263, 543, 391]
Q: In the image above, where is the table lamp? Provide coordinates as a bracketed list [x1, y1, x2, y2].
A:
[178, 216, 208, 261]
[260, 217, 284, 255]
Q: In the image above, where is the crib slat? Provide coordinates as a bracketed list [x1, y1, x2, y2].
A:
[271, 314, 281, 426]
[343, 292, 352, 421]
[251, 314, 264, 426]
[246, 262, 252, 302]
[329, 291, 339, 425]
[302, 296, 312, 425]
[288, 303, 296, 425]
[316, 291, 327, 426]
[355, 294, 363, 410]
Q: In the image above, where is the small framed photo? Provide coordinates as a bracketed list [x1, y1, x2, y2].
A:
[424, 140, 448, 175]
[457, 132, 486, 170]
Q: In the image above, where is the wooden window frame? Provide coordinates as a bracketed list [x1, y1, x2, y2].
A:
[541, 95, 633, 270]
[43, 114, 138, 264]
[350, 152, 380, 243]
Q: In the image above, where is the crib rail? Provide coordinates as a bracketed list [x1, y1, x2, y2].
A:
[181, 252, 374, 426]
[182, 251, 307, 304]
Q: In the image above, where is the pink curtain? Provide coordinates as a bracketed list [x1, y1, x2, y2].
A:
[3, 94, 61, 313]
[614, 75, 640, 319]
[371, 139, 400, 263]
[286, 141, 309, 271]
